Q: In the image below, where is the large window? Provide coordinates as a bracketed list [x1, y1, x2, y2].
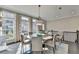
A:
[32, 19, 38, 34]
[20, 16, 29, 35]
[1, 11, 16, 43]
[0, 20, 2, 36]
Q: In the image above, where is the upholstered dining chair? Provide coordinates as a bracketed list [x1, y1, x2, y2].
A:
[31, 37, 43, 54]
[16, 43, 22, 54]
[45, 34, 56, 53]
[20, 34, 32, 54]
[55, 31, 64, 42]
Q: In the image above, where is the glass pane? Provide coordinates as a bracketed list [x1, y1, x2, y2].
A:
[21, 16, 28, 21]
[20, 16, 29, 35]
[0, 27, 2, 36]
[0, 11, 3, 17]
[2, 18, 16, 43]
[32, 19, 37, 34]
[1, 11, 16, 43]
[2, 11, 16, 18]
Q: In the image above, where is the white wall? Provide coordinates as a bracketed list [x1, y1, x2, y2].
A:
[64, 32, 77, 42]
[47, 16, 79, 32]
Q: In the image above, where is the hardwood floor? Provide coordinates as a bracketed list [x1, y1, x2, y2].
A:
[63, 41, 79, 54]
[43, 41, 79, 54]
[0, 41, 79, 54]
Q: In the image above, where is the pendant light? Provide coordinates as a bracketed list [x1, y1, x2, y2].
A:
[37, 5, 43, 25]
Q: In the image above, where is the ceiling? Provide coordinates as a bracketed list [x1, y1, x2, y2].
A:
[0, 5, 79, 21]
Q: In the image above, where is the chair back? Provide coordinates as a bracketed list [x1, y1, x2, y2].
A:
[31, 37, 42, 52]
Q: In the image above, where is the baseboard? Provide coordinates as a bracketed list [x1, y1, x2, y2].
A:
[7, 40, 21, 45]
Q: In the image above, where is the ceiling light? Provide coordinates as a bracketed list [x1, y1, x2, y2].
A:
[56, 16, 58, 17]
[71, 11, 74, 14]
[37, 5, 43, 25]
[33, 19, 36, 22]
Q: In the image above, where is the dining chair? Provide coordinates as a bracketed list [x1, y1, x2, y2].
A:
[16, 43, 22, 54]
[45, 34, 56, 54]
[57, 31, 64, 42]
[31, 37, 43, 54]
[20, 34, 32, 54]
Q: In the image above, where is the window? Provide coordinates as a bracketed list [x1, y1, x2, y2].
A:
[1, 11, 16, 43]
[32, 19, 37, 34]
[0, 20, 2, 36]
[20, 16, 29, 35]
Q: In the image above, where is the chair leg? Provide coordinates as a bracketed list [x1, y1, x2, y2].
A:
[53, 48, 55, 54]
[55, 45, 56, 50]
[41, 51, 43, 54]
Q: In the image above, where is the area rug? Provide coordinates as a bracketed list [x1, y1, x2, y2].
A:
[55, 42, 68, 54]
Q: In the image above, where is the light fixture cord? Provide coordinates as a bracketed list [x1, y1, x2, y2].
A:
[38, 5, 40, 20]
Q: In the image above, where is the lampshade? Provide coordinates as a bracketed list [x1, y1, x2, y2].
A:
[36, 20, 44, 25]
